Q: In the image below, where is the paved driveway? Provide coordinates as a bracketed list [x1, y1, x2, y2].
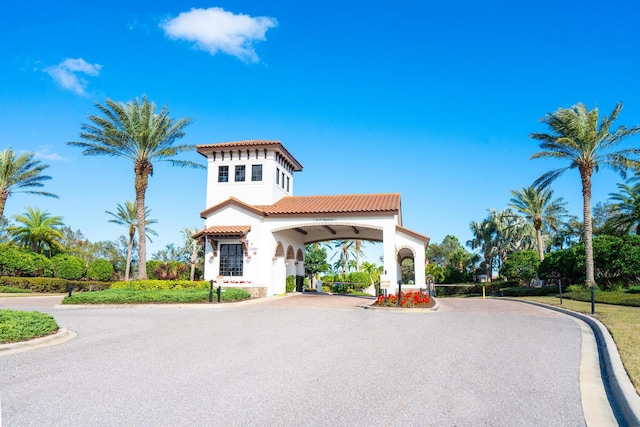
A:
[0, 295, 587, 426]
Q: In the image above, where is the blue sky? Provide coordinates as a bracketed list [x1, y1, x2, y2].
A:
[2, 0, 640, 262]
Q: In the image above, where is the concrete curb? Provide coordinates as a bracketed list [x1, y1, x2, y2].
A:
[507, 298, 640, 426]
[0, 327, 77, 356]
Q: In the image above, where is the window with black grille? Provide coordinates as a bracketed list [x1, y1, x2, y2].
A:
[219, 244, 243, 276]
[235, 165, 245, 182]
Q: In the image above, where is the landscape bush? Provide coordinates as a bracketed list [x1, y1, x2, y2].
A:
[111, 279, 208, 291]
[0, 285, 31, 293]
[0, 244, 53, 277]
[499, 250, 540, 285]
[62, 287, 251, 304]
[146, 260, 189, 280]
[51, 254, 86, 280]
[87, 259, 115, 282]
[564, 290, 640, 307]
[499, 286, 559, 297]
[285, 275, 295, 293]
[539, 235, 640, 289]
[0, 276, 110, 292]
[0, 309, 59, 343]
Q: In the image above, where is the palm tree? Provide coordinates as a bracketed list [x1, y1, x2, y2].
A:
[8, 207, 64, 256]
[67, 96, 203, 279]
[106, 201, 158, 281]
[531, 102, 640, 286]
[467, 218, 498, 281]
[605, 180, 640, 235]
[509, 185, 568, 261]
[0, 147, 58, 218]
[182, 227, 203, 281]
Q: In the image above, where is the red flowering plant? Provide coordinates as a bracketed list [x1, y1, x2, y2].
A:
[375, 290, 431, 308]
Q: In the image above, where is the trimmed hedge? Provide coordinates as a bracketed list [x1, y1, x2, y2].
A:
[499, 286, 559, 297]
[0, 276, 111, 293]
[564, 290, 640, 307]
[111, 280, 208, 291]
[62, 287, 252, 304]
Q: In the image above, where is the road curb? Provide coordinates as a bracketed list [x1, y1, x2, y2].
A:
[507, 298, 640, 426]
[0, 327, 77, 356]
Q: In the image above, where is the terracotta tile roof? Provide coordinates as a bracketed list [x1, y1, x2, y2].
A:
[191, 225, 251, 239]
[255, 193, 402, 215]
[196, 140, 303, 171]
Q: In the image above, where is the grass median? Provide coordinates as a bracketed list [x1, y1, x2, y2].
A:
[514, 296, 640, 395]
[61, 287, 252, 304]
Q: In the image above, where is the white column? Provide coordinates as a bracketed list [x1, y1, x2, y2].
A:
[382, 225, 397, 293]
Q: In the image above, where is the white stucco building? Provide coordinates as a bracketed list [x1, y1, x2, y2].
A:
[193, 140, 430, 297]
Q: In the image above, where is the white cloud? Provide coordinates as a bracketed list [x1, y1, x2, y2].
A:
[44, 58, 102, 96]
[33, 146, 69, 162]
[161, 7, 277, 63]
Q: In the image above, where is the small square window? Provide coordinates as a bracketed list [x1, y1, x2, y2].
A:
[251, 164, 263, 181]
[235, 165, 245, 182]
[218, 166, 229, 183]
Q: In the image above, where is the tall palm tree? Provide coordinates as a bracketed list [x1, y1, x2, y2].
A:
[8, 207, 64, 256]
[106, 201, 157, 281]
[605, 180, 640, 235]
[0, 147, 58, 218]
[509, 185, 568, 261]
[68, 96, 203, 279]
[467, 218, 498, 281]
[531, 102, 640, 286]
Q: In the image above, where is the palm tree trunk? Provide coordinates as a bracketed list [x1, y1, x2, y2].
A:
[581, 168, 596, 287]
[135, 168, 150, 280]
[0, 190, 8, 219]
[535, 227, 545, 261]
[190, 250, 197, 281]
[125, 235, 134, 281]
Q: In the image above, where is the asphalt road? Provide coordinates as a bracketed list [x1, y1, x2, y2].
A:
[0, 296, 586, 426]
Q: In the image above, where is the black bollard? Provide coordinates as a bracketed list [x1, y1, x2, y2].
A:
[558, 281, 563, 305]
[217, 286, 221, 303]
[67, 284, 74, 298]
[591, 285, 595, 315]
[209, 280, 214, 303]
[397, 280, 402, 307]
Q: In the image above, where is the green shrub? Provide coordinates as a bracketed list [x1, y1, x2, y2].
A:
[285, 275, 295, 293]
[0, 286, 32, 293]
[220, 287, 251, 301]
[110, 279, 208, 291]
[500, 286, 559, 297]
[87, 259, 115, 281]
[0, 276, 110, 293]
[0, 309, 58, 343]
[0, 244, 53, 277]
[62, 287, 251, 304]
[500, 250, 540, 285]
[627, 286, 640, 294]
[146, 260, 189, 280]
[564, 290, 640, 307]
[51, 254, 86, 280]
[347, 271, 371, 291]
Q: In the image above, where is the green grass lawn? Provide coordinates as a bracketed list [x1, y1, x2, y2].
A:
[514, 296, 640, 395]
[0, 309, 59, 343]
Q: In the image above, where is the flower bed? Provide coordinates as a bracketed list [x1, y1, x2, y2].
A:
[374, 290, 434, 308]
